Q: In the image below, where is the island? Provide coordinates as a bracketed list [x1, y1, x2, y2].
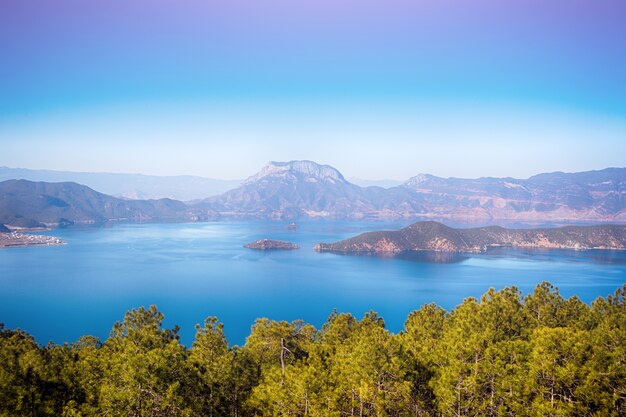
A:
[244, 239, 300, 250]
[315, 221, 626, 254]
[0, 230, 65, 248]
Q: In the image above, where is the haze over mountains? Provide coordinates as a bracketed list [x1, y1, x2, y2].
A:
[0, 166, 405, 200]
[0, 167, 241, 201]
[0, 160, 624, 228]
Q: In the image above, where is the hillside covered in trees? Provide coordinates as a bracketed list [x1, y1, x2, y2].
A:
[1, 282, 625, 417]
[315, 221, 626, 253]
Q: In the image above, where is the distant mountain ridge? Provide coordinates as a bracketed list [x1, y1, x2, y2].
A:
[0, 179, 194, 228]
[0, 161, 624, 227]
[315, 221, 626, 253]
[398, 167, 625, 223]
[0, 166, 241, 201]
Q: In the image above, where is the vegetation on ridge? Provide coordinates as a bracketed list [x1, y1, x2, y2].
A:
[316, 221, 626, 253]
[1, 282, 625, 416]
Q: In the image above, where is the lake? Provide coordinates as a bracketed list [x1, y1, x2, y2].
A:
[1, 221, 625, 346]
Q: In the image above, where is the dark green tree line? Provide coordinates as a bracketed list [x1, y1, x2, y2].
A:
[1, 282, 625, 416]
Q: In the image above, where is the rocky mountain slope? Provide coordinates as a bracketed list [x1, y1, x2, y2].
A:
[199, 161, 625, 222]
[315, 221, 626, 253]
[198, 161, 382, 220]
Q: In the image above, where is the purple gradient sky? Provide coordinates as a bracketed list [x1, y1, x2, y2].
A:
[0, 0, 625, 179]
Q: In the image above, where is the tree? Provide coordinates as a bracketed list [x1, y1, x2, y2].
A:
[97, 305, 191, 417]
[244, 318, 316, 416]
[402, 303, 447, 415]
[70, 335, 103, 416]
[325, 311, 413, 416]
[432, 287, 530, 416]
[188, 317, 232, 417]
[528, 327, 589, 416]
[245, 318, 315, 379]
[583, 285, 626, 414]
[0, 325, 46, 417]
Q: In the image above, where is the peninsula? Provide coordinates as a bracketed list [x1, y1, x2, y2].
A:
[244, 239, 300, 250]
[0, 230, 65, 248]
[315, 221, 626, 254]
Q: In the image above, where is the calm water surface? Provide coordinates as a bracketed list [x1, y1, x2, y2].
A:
[1, 221, 625, 346]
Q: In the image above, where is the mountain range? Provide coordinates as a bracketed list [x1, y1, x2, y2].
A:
[198, 161, 625, 223]
[0, 161, 624, 228]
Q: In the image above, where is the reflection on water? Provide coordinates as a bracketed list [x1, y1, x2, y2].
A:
[483, 247, 626, 265]
[330, 250, 469, 264]
[328, 248, 626, 266]
[393, 251, 470, 263]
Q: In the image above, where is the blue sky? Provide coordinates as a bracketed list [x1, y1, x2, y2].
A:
[1, 0, 625, 180]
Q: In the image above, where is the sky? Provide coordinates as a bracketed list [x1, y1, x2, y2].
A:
[1, 0, 625, 180]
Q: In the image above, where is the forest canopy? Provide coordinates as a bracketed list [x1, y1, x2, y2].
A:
[1, 282, 625, 417]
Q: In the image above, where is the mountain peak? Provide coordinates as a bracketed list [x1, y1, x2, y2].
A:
[244, 160, 346, 184]
[404, 173, 438, 187]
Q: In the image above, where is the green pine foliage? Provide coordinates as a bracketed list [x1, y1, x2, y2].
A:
[1, 282, 625, 416]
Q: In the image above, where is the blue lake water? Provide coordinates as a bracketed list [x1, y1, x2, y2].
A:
[1, 221, 625, 346]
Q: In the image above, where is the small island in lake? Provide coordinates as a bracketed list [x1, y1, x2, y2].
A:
[315, 221, 626, 254]
[244, 239, 300, 250]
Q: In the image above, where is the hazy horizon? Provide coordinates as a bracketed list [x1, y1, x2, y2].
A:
[1, 0, 625, 180]
[2, 161, 625, 184]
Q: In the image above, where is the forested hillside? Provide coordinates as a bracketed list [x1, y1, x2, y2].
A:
[0, 179, 192, 227]
[1, 282, 625, 416]
[316, 221, 626, 253]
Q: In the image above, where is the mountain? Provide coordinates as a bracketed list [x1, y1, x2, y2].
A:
[0, 179, 194, 228]
[0, 167, 241, 201]
[198, 161, 382, 220]
[315, 221, 626, 253]
[401, 168, 625, 222]
[200, 161, 625, 223]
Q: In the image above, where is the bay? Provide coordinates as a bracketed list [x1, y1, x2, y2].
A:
[1, 221, 625, 346]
